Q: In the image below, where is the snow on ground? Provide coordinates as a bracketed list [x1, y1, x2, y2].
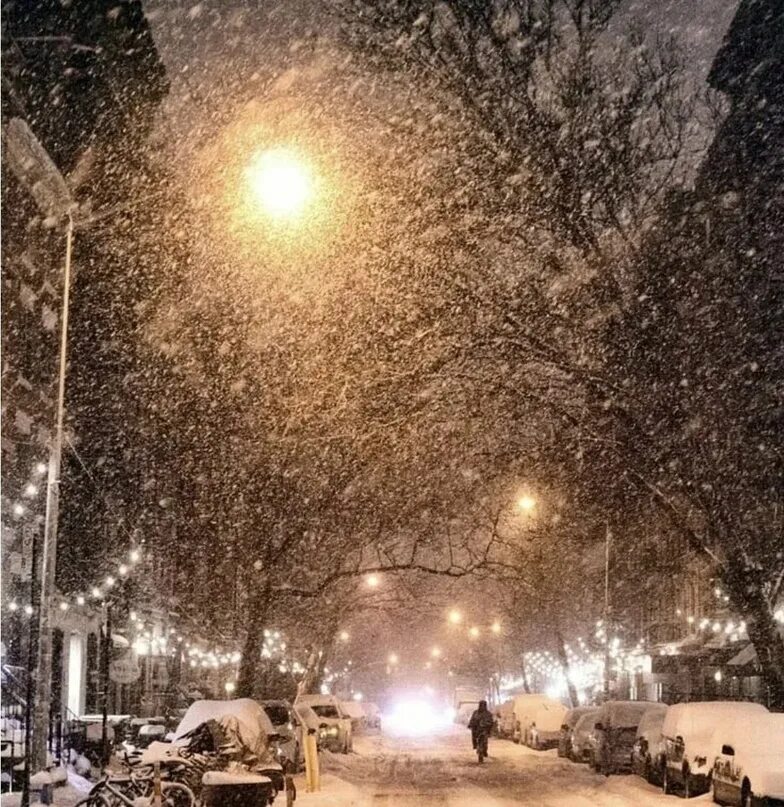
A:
[297, 725, 714, 807]
[4, 725, 714, 806]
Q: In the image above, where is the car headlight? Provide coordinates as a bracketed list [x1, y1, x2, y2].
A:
[327, 727, 339, 737]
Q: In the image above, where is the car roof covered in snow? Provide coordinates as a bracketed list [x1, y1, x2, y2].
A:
[597, 701, 660, 728]
[662, 701, 768, 742]
[174, 698, 275, 751]
[296, 693, 339, 707]
[564, 706, 597, 728]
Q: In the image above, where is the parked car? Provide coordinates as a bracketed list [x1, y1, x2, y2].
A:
[496, 700, 516, 740]
[511, 694, 562, 744]
[173, 698, 285, 800]
[455, 701, 479, 726]
[527, 700, 568, 750]
[661, 701, 768, 798]
[363, 702, 382, 730]
[588, 701, 663, 775]
[340, 700, 367, 732]
[711, 712, 784, 806]
[261, 700, 303, 771]
[631, 704, 669, 784]
[295, 694, 353, 753]
[293, 702, 329, 750]
[570, 710, 601, 762]
[559, 707, 596, 758]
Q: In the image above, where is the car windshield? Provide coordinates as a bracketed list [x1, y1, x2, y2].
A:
[312, 706, 340, 719]
[263, 705, 290, 726]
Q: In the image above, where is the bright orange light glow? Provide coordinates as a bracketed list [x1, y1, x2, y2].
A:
[518, 494, 536, 512]
[469, 626, 480, 639]
[245, 147, 314, 221]
[448, 609, 463, 625]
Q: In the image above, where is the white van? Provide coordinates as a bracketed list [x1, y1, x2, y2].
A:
[511, 694, 562, 745]
[711, 712, 784, 806]
[660, 701, 768, 797]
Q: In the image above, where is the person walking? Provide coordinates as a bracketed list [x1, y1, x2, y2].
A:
[467, 700, 495, 763]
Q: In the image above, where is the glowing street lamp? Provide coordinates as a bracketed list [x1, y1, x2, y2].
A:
[431, 646, 442, 659]
[339, 630, 350, 642]
[365, 574, 380, 588]
[518, 494, 536, 513]
[388, 652, 399, 665]
[469, 626, 480, 639]
[245, 147, 315, 222]
[448, 609, 463, 625]
[491, 621, 502, 635]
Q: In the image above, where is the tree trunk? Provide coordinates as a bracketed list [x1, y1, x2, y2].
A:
[520, 653, 532, 694]
[725, 569, 784, 710]
[555, 631, 579, 707]
[236, 579, 272, 698]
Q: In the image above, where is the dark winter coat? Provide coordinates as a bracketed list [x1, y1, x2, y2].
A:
[468, 707, 494, 737]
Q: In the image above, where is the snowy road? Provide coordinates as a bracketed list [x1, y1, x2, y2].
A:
[300, 727, 712, 807]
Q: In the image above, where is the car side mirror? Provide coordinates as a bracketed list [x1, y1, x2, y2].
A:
[675, 735, 684, 746]
[308, 728, 317, 736]
[595, 722, 604, 731]
[721, 745, 734, 756]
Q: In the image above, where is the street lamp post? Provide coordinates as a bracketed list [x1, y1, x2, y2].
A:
[5, 118, 76, 780]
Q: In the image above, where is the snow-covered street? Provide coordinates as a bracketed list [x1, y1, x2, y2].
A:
[301, 727, 711, 807]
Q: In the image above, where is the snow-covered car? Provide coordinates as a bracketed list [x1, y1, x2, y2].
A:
[455, 701, 479, 726]
[496, 700, 516, 740]
[559, 707, 596, 758]
[261, 700, 303, 771]
[661, 701, 768, 797]
[570, 710, 601, 762]
[363, 702, 382, 730]
[293, 701, 340, 753]
[527, 700, 568, 750]
[173, 699, 285, 797]
[711, 712, 784, 806]
[588, 701, 662, 775]
[295, 694, 353, 753]
[510, 694, 562, 745]
[631, 704, 669, 784]
[340, 700, 367, 732]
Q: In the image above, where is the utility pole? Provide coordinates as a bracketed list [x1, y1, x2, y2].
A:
[603, 523, 612, 701]
[4, 118, 76, 774]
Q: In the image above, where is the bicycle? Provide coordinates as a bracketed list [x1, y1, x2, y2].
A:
[73, 771, 195, 807]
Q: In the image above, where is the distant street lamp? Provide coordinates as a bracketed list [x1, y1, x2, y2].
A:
[365, 574, 380, 588]
[469, 626, 480, 639]
[431, 646, 442, 659]
[339, 630, 350, 642]
[388, 652, 399, 665]
[517, 494, 536, 513]
[491, 621, 502, 635]
[448, 609, 463, 625]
